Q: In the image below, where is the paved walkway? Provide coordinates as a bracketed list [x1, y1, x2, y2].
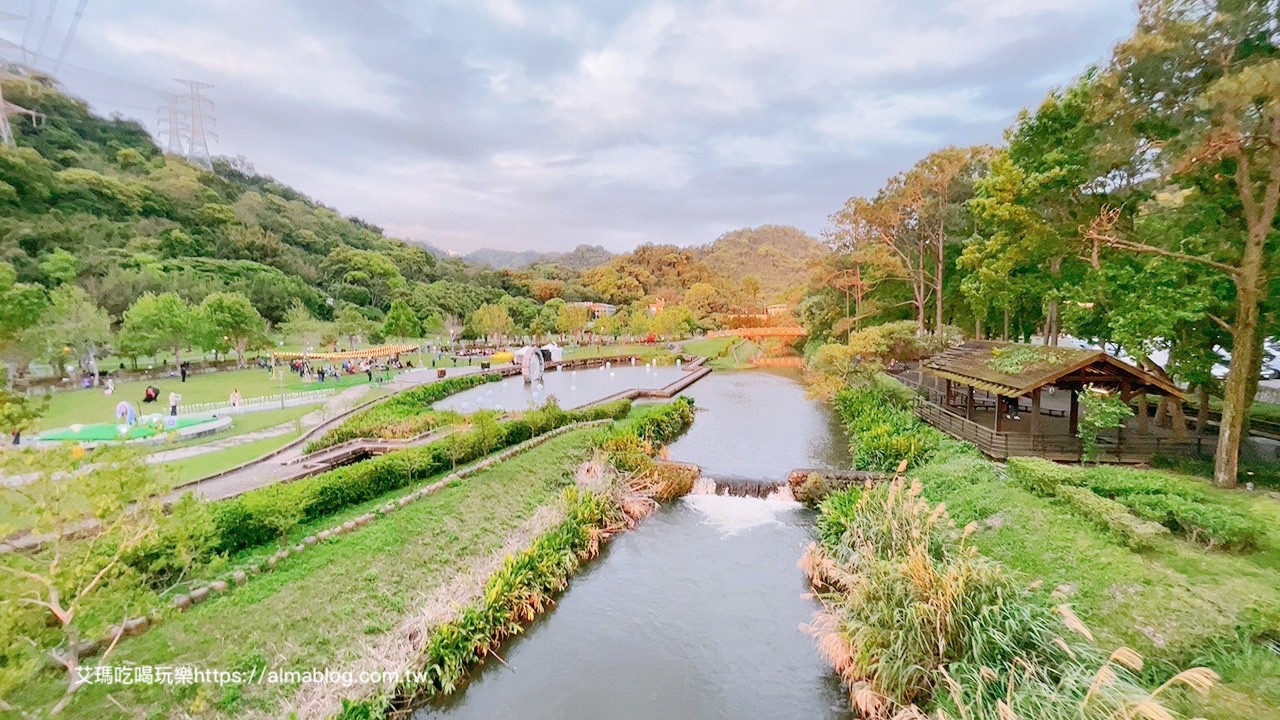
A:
[144, 385, 374, 465]
[167, 367, 482, 502]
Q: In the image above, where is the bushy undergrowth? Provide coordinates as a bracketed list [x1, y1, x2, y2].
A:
[129, 399, 633, 582]
[598, 396, 696, 473]
[833, 381, 976, 473]
[1007, 458, 1265, 551]
[306, 373, 503, 452]
[806, 478, 1217, 719]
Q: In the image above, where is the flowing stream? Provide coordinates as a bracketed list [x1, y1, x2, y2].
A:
[415, 370, 854, 719]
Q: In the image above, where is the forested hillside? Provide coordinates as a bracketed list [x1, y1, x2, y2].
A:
[0, 76, 461, 326]
[693, 225, 825, 303]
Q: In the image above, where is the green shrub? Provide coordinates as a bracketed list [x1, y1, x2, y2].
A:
[307, 373, 502, 451]
[1005, 457, 1086, 496]
[596, 396, 696, 473]
[1053, 485, 1170, 551]
[832, 383, 973, 472]
[1120, 494, 1264, 551]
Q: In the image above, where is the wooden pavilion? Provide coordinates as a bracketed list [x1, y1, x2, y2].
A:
[907, 341, 1210, 462]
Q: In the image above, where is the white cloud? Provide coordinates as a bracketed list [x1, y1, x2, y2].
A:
[92, 6, 398, 114]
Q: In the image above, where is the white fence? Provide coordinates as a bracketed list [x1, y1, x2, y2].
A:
[181, 388, 337, 417]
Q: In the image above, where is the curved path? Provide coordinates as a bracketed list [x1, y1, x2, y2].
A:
[166, 367, 483, 502]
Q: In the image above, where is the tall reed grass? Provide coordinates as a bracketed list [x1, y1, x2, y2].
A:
[805, 477, 1218, 719]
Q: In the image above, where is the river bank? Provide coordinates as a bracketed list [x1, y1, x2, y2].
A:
[803, 377, 1280, 720]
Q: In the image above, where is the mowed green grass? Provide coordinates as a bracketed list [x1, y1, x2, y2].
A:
[913, 455, 1280, 720]
[160, 433, 303, 486]
[14, 429, 599, 719]
[35, 367, 393, 431]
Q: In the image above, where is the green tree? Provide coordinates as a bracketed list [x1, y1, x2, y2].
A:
[683, 282, 725, 322]
[279, 298, 325, 351]
[335, 305, 377, 348]
[382, 298, 421, 343]
[199, 291, 267, 368]
[119, 292, 198, 369]
[35, 285, 114, 384]
[1084, 0, 1280, 487]
[469, 303, 514, 343]
[38, 248, 78, 285]
[0, 263, 47, 390]
[555, 303, 591, 338]
[0, 446, 166, 713]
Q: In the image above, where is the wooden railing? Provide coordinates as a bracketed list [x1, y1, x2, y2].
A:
[913, 398, 1216, 463]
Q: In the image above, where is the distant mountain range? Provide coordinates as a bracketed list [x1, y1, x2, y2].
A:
[464, 244, 615, 271]
[464, 227, 825, 303]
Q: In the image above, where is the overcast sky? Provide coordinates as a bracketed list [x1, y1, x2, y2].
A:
[2, 0, 1137, 254]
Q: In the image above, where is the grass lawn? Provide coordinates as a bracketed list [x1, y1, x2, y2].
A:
[161, 432, 303, 486]
[34, 367, 395, 432]
[913, 455, 1280, 719]
[703, 339, 761, 370]
[13, 429, 599, 719]
[562, 341, 675, 360]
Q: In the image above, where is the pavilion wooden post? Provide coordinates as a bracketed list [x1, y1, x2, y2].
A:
[965, 384, 975, 421]
[1068, 388, 1079, 436]
[944, 378, 953, 409]
[1030, 388, 1042, 436]
[995, 395, 1005, 433]
[1136, 392, 1150, 434]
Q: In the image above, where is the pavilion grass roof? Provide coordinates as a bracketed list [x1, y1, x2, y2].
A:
[922, 340, 1184, 399]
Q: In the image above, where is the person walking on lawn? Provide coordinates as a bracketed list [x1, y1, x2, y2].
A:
[169, 391, 181, 417]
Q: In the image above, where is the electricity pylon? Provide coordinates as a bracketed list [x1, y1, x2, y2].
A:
[173, 78, 216, 168]
[156, 92, 189, 155]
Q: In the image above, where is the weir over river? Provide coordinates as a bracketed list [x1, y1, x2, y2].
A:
[415, 369, 856, 720]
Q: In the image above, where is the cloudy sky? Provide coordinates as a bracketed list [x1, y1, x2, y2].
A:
[2, 0, 1137, 254]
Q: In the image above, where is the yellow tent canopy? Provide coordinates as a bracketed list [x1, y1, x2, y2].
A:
[272, 343, 418, 361]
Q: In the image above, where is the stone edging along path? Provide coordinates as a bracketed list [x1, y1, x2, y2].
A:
[70, 419, 615, 662]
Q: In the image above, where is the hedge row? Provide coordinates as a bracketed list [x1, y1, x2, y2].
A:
[130, 399, 633, 581]
[1007, 457, 1264, 551]
[306, 373, 503, 452]
[832, 383, 976, 472]
[1053, 485, 1170, 551]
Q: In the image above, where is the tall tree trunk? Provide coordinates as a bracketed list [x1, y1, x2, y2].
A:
[1213, 230, 1266, 488]
[88, 346, 100, 386]
[5, 360, 14, 392]
[1002, 307, 1010, 342]
[935, 217, 945, 333]
[1045, 256, 1063, 347]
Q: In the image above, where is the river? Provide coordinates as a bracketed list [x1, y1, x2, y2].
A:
[415, 370, 854, 720]
[433, 363, 688, 413]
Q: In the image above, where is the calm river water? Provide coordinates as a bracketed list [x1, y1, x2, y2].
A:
[433, 364, 687, 413]
[415, 370, 854, 720]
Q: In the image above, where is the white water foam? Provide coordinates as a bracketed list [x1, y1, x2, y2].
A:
[682, 493, 800, 536]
